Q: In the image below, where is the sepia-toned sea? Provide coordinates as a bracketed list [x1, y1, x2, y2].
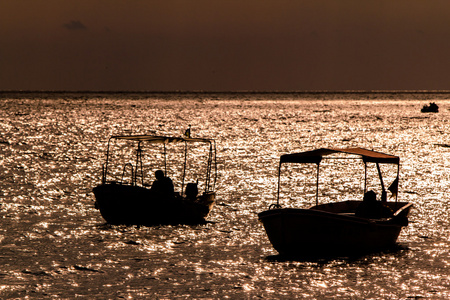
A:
[1, 91, 450, 299]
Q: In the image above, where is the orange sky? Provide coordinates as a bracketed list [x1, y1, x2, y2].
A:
[1, 0, 450, 91]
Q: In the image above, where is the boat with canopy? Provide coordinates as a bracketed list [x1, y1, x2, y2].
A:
[258, 147, 413, 257]
[93, 135, 217, 225]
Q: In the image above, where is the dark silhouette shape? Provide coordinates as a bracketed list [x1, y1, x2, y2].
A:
[421, 102, 439, 113]
[185, 182, 198, 201]
[94, 134, 217, 226]
[184, 125, 191, 138]
[356, 190, 393, 219]
[150, 170, 174, 199]
[388, 177, 399, 199]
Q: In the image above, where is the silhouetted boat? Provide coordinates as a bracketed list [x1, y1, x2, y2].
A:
[421, 102, 439, 113]
[258, 148, 413, 257]
[93, 135, 217, 225]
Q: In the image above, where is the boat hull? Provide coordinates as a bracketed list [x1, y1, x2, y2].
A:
[93, 183, 215, 226]
[258, 201, 412, 257]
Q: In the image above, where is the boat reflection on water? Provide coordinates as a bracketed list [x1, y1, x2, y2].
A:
[258, 147, 413, 258]
[93, 135, 217, 226]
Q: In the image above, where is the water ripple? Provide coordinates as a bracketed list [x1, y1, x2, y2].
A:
[1, 92, 450, 298]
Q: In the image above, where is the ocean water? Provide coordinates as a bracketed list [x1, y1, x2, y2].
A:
[1, 91, 450, 299]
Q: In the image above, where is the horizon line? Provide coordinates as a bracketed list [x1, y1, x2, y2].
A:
[1, 89, 450, 94]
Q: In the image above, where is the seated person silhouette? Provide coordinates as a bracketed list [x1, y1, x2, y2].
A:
[185, 182, 198, 201]
[356, 190, 393, 219]
[150, 170, 174, 199]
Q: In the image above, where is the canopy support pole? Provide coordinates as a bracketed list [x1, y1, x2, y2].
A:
[376, 163, 387, 202]
[364, 161, 367, 193]
[392, 164, 401, 211]
[212, 140, 217, 192]
[315, 163, 320, 206]
[181, 141, 187, 196]
[396, 164, 400, 203]
[163, 142, 167, 175]
[134, 141, 143, 186]
[276, 162, 282, 206]
[103, 137, 113, 184]
[205, 142, 213, 192]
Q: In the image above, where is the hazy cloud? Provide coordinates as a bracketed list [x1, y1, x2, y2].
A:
[63, 20, 87, 30]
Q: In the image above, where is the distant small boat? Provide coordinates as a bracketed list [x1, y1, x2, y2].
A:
[93, 135, 217, 226]
[258, 147, 413, 257]
[421, 102, 439, 113]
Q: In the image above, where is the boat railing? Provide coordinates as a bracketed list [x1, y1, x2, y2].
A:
[101, 163, 120, 185]
[268, 203, 282, 210]
[121, 163, 134, 185]
[392, 202, 413, 218]
[101, 135, 217, 191]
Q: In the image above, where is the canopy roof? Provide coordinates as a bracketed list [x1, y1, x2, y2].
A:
[280, 147, 399, 164]
[110, 135, 213, 144]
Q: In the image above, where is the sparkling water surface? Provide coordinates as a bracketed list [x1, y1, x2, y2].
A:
[1, 92, 450, 299]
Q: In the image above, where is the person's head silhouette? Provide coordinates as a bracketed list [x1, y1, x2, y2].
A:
[155, 170, 165, 180]
[363, 190, 377, 203]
